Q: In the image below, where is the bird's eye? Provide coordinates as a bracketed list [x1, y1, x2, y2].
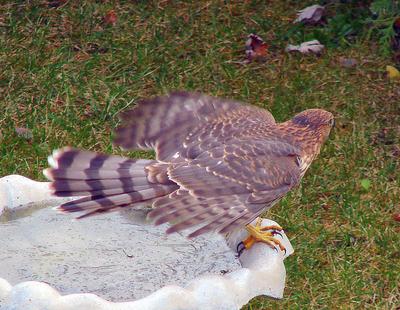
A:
[329, 119, 335, 127]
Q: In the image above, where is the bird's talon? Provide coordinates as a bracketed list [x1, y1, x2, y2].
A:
[239, 219, 286, 254]
[272, 231, 283, 238]
[236, 241, 245, 257]
[260, 225, 283, 232]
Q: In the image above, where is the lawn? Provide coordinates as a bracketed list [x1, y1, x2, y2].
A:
[0, 1, 399, 309]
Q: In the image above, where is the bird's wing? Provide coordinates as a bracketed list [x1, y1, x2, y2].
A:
[148, 136, 302, 236]
[117, 92, 302, 235]
[155, 93, 302, 203]
[113, 91, 276, 161]
[149, 189, 255, 237]
[168, 136, 302, 203]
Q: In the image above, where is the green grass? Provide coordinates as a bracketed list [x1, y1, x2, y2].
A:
[1, 1, 399, 309]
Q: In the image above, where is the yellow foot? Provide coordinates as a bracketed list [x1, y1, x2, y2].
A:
[237, 218, 286, 256]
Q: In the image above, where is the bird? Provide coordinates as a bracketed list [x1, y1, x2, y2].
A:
[44, 92, 334, 253]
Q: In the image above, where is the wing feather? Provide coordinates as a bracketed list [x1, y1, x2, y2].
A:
[113, 92, 276, 161]
[114, 92, 303, 236]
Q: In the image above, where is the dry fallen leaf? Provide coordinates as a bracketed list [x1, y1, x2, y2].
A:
[321, 203, 331, 211]
[294, 5, 325, 24]
[285, 40, 324, 55]
[386, 65, 400, 79]
[74, 52, 91, 62]
[245, 34, 268, 62]
[15, 127, 33, 140]
[104, 10, 117, 26]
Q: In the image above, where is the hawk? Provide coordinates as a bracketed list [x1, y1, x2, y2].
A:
[44, 92, 334, 252]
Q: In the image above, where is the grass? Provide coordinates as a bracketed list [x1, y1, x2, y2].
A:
[0, 1, 399, 309]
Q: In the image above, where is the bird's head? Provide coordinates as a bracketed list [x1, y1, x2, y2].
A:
[292, 109, 334, 128]
[290, 108, 334, 146]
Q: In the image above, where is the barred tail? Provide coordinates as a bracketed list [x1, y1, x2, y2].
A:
[43, 148, 178, 218]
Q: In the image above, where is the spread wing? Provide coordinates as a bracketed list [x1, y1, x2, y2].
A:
[113, 91, 276, 161]
[115, 92, 302, 235]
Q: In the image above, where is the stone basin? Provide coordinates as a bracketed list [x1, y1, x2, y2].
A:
[0, 175, 294, 310]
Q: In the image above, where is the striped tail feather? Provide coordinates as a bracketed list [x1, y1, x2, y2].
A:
[44, 147, 178, 218]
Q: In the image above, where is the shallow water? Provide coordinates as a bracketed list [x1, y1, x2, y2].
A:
[0, 204, 240, 302]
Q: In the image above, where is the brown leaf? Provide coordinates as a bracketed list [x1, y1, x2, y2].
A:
[245, 34, 268, 62]
[104, 10, 117, 26]
[393, 213, 400, 222]
[321, 203, 331, 211]
[15, 127, 33, 140]
[74, 51, 91, 62]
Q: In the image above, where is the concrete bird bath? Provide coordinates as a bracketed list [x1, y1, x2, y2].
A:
[0, 175, 293, 310]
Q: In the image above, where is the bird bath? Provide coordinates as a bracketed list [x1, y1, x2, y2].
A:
[0, 175, 293, 310]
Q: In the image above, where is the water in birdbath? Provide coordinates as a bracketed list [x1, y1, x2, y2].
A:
[0, 203, 241, 302]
